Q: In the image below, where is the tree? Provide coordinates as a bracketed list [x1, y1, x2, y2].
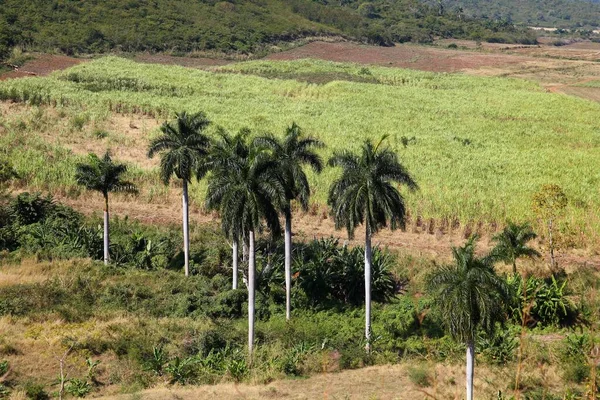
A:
[147, 111, 211, 277]
[327, 135, 417, 351]
[426, 236, 510, 400]
[532, 184, 568, 270]
[203, 127, 251, 289]
[255, 123, 324, 320]
[205, 132, 285, 355]
[75, 151, 137, 265]
[490, 221, 540, 275]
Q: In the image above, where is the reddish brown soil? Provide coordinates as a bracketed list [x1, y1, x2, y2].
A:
[0, 54, 83, 80]
[266, 41, 540, 72]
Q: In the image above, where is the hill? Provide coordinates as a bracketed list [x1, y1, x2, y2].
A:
[0, 0, 536, 60]
[425, 0, 600, 29]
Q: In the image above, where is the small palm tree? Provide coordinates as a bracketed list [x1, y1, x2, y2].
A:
[426, 236, 510, 400]
[75, 151, 137, 265]
[255, 123, 324, 320]
[490, 221, 540, 275]
[148, 111, 211, 277]
[328, 135, 417, 351]
[206, 132, 285, 355]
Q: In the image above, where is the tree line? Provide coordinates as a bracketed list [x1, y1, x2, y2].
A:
[71, 110, 569, 400]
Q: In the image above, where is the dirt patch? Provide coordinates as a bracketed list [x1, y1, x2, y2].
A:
[266, 41, 540, 73]
[0, 53, 83, 80]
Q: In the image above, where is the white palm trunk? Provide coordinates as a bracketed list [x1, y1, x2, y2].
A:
[364, 225, 372, 352]
[248, 230, 256, 355]
[182, 180, 190, 277]
[103, 196, 109, 265]
[232, 239, 238, 289]
[284, 211, 292, 321]
[466, 340, 475, 400]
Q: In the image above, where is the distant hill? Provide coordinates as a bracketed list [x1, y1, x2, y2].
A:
[426, 0, 600, 29]
[0, 0, 536, 60]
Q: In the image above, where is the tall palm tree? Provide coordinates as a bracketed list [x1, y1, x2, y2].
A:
[202, 127, 251, 289]
[490, 221, 540, 275]
[327, 135, 417, 351]
[426, 236, 510, 400]
[255, 123, 324, 320]
[75, 151, 137, 265]
[206, 132, 285, 355]
[147, 111, 211, 277]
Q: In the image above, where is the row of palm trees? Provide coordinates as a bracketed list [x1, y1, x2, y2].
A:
[75, 111, 541, 400]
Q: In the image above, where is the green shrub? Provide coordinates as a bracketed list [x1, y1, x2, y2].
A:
[23, 382, 48, 400]
[407, 365, 432, 387]
[65, 378, 92, 398]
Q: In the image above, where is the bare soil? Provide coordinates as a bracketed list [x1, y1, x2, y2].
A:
[0, 53, 82, 80]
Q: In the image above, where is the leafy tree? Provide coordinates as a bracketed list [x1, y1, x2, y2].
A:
[532, 184, 567, 270]
[148, 111, 211, 277]
[205, 131, 285, 355]
[75, 151, 137, 265]
[490, 221, 540, 275]
[255, 122, 324, 320]
[426, 236, 510, 400]
[327, 135, 417, 351]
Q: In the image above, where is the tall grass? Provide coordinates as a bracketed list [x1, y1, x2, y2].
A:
[2, 57, 600, 246]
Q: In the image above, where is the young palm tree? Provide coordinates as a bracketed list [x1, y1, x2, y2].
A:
[327, 135, 417, 351]
[206, 132, 285, 355]
[202, 128, 250, 289]
[255, 123, 324, 320]
[147, 111, 211, 277]
[75, 151, 137, 265]
[426, 236, 510, 400]
[490, 221, 540, 275]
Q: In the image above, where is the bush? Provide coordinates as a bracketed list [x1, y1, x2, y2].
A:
[407, 365, 432, 387]
[207, 289, 247, 319]
[23, 382, 48, 400]
[65, 378, 92, 398]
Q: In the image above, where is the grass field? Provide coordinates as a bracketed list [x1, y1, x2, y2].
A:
[1, 56, 600, 248]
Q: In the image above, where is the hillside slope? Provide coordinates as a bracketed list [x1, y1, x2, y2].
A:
[0, 0, 536, 60]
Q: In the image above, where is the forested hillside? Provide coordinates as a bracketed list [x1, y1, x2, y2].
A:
[425, 0, 600, 29]
[0, 0, 536, 60]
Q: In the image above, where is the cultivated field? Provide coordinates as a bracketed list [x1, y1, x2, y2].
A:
[1, 56, 600, 250]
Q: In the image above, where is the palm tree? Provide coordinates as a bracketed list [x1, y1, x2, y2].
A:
[75, 151, 137, 265]
[255, 123, 324, 320]
[206, 132, 285, 355]
[147, 111, 211, 277]
[202, 127, 251, 289]
[327, 135, 417, 351]
[490, 222, 540, 275]
[426, 236, 510, 400]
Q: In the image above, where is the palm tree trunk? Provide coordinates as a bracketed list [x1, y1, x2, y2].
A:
[103, 195, 109, 265]
[512, 259, 517, 276]
[548, 218, 555, 269]
[285, 208, 292, 321]
[248, 230, 256, 356]
[364, 225, 372, 353]
[182, 180, 190, 277]
[466, 340, 475, 400]
[232, 239, 238, 290]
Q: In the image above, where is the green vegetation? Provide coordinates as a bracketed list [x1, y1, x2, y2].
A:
[434, 0, 600, 30]
[1, 57, 600, 249]
[0, 0, 537, 61]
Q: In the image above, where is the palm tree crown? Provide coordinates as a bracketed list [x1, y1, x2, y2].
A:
[147, 111, 211, 183]
[427, 236, 510, 344]
[255, 122, 324, 210]
[328, 135, 417, 238]
[490, 221, 540, 275]
[75, 151, 137, 202]
[205, 132, 285, 241]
